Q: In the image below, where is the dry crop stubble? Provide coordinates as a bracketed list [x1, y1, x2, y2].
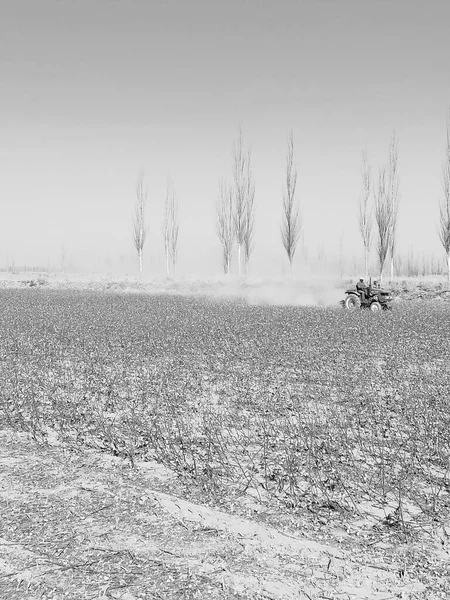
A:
[0, 289, 450, 598]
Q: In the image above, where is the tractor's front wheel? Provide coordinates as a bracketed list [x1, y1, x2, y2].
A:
[345, 294, 361, 310]
[370, 301, 382, 312]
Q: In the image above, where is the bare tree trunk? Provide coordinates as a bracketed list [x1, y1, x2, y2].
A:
[232, 128, 254, 278]
[171, 204, 179, 278]
[439, 110, 450, 286]
[61, 243, 67, 274]
[364, 247, 369, 282]
[387, 133, 399, 281]
[358, 149, 372, 279]
[375, 167, 390, 282]
[281, 131, 301, 271]
[375, 134, 399, 284]
[133, 169, 148, 274]
[216, 179, 234, 275]
[243, 181, 255, 274]
[163, 178, 179, 279]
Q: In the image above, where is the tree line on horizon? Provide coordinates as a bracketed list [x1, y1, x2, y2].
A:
[132, 114, 450, 284]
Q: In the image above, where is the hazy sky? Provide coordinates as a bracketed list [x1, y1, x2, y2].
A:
[1, 0, 450, 276]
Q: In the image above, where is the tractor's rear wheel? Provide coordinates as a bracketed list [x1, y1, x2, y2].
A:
[345, 294, 361, 310]
[370, 301, 382, 312]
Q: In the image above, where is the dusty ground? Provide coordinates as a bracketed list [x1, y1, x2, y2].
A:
[1, 429, 447, 600]
[0, 272, 449, 304]
[1, 275, 449, 598]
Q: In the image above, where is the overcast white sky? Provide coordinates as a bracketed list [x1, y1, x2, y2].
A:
[1, 0, 450, 276]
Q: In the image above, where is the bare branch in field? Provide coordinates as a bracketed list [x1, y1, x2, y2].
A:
[358, 149, 372, 278]
[281, 131, 301, 270]
[439, 111, 450, 284]
[216, 179, 234, 275]
[133, 169, 148, 273]
[232, 128, 255, 276]
[163, 178, 179, 278]
[387, 133, 400, 280]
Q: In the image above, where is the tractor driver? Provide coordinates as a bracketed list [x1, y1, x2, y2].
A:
[356, 278, 368, 301]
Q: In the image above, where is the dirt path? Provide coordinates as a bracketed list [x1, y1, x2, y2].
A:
[0, 430, 434, 599]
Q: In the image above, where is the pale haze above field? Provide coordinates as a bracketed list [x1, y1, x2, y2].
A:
[1, 0, 450, 277]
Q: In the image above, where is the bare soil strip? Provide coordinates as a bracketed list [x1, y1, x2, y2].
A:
[0, 430, 439, 600]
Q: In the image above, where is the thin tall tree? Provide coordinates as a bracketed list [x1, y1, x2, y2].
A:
[61, 243, 68, 274]
[374, 167, 390, 283]
[163, 178, 179, 278]
[281, 131, 301, 271]
[232, 129, 254, 276]
[358, 149, 372, 279]
[387, 133, 400, 280]
[243, 166, 255, 272]
[133, 169, 148, 273]
[439, 111, 450, 284]
[216, 179, 234, 275]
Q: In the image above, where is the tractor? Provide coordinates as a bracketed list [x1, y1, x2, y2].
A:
[342, 279, 393, 312]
